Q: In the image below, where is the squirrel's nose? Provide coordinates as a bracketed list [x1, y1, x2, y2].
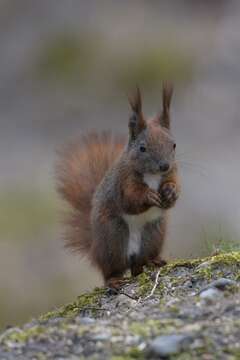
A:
[159, 161, 170, 173]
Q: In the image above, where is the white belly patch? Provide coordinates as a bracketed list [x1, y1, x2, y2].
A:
[124, 173, 163, 258]
[143, 173, 162, 191]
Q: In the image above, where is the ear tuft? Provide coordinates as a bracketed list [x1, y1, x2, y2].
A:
[162, 82, 173, 114]
[128, 86, 142, 114]
[128, 86, 146, 140]
[158, 82, 173, 129]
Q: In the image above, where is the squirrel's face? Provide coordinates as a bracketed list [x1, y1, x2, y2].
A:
[129, 121, 176, 174]
[127, 84, 176, 175]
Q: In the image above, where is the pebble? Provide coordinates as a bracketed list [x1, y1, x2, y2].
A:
[125, 335, 140, 346]
[149, 334, 192, 357]
[166, 298, 180, 307]
[199, 288, 223, 303]
[47, 317, 64, 325]
[116, 294, 137, 308]
[72, 344, 83, 355]
[77, 317, 96, 325]
[205, 278, 237, 291]
[92, 331, 111, 341]
[183, 280, 193, 288]
[199, 278, 238, 303]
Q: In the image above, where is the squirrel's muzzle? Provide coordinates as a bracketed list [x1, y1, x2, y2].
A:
[159, 161, 170, 173]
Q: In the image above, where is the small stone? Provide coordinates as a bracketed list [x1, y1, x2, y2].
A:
[184, 280, 193, 288]
[190, 338, 204, 350]
[166, 298, 180, 307]
[116, 294, 137, 308]
[77, 317, 95, 325]
[73, 344, 83, 355]
[149, 334, 192, 357]
[125, 335, 140, 346]
[199, 288, 222, 303]
[138, 342, 147, 351]
[47, 317, 64, 325]
[111, 335, 124, 343]
[92, 331, 111, 341]
[205, 278, 237, 291]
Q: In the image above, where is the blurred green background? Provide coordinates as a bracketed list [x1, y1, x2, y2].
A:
[0, 0, 240, 328]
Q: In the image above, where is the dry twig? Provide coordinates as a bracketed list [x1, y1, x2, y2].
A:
[144, 269, 161, 300]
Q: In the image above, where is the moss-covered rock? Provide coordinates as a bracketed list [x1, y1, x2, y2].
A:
[0, 252, 239, 359]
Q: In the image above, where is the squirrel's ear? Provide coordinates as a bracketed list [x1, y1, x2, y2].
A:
[158, 82, 173, 129]
[128, 87, 146, 140]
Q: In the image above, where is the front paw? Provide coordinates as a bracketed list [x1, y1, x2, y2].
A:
[146, 189, 162, 208]
[160, 182, 179, 209]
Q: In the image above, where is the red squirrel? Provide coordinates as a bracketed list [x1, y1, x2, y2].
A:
[56, 84, 180, 289]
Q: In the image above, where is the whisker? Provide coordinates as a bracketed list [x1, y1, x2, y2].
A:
[176, 160, 209, 178]
[176, 157, 209, 171]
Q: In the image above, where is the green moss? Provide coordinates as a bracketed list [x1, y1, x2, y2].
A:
[235, 271, 240, 281]
[112, 347, 144, 360]
[166, 252, 239, 276]
[201, 221, 240, 256]
[209, 251, 240, 265]
[195, 266, 213, 280]
[40, 287, 106, 321]
[195, 252, 240, 281]
[4, 326, 46, 344]
[136, 252, 239, 297]
[137, 258, 200, 297]
[129, 321, 154, 337]
[34, 354, 48, 360]
[159, 258, 201, 275]
[170, 252, 239, 272]
[137, 272, 152, 296]
[168, 305, 180, 314]
[130, 319, 182, 338]
[1, 252, 239, 358]
[127, 347, 144, 359]
[172, 353, 194, 360]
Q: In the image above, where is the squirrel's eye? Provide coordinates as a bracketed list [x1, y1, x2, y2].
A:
[140, 145, 146, 152]
[173, 143, 176, 150]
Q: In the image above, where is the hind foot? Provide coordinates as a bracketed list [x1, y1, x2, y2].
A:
[105, 277, 126, 292]
[148, 257, 167, 268]
[130, 254, 144, 277]
[131, 264, 144, 277]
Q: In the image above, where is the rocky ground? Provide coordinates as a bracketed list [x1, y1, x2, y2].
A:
[0, 252, 239, 360]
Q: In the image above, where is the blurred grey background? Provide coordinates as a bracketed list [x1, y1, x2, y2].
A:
[0, 0, 240, 328]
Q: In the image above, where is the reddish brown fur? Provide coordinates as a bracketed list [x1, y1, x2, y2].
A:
[56, 132, 124, 255]
[56, 85, 180, 288]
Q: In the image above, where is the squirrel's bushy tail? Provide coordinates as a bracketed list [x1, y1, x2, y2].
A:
[56, 132, 124, 255]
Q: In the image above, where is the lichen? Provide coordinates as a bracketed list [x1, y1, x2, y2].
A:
[40, 287, 105, 321]
[206, 251, 240, 265]
[164, 252, 239, 274]
[112, 347, 145, 360]
[137, 272, 152, 296]
[136, 252, 239, 297]
[3, 325, 46, 344]
[129, 319, 182, 338]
